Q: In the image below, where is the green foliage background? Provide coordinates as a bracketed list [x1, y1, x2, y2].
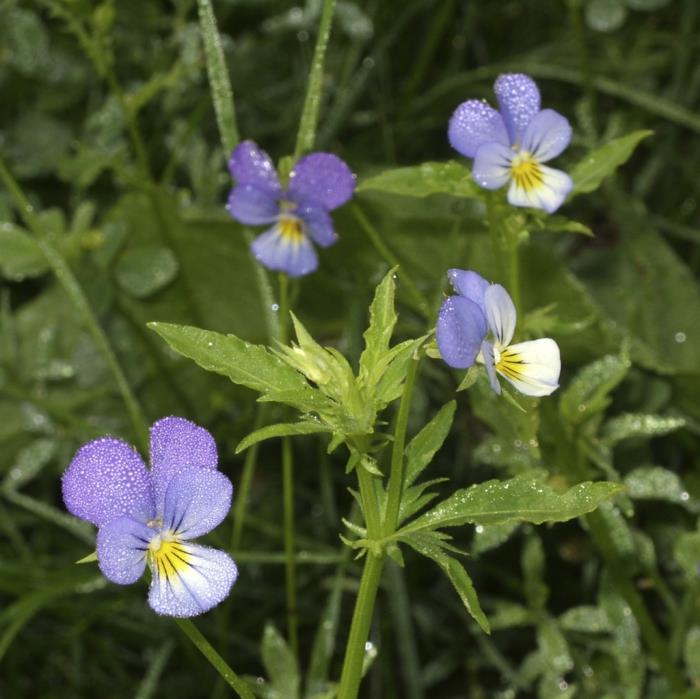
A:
[1, 0, 700, 697]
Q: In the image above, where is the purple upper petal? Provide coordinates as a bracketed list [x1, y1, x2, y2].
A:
[436, 296, 488, 369]
[297, 204, 338, 248]
[162, 469, 233, 540]
[447, 269, 489, 311]
[149, 417, 218, 515]
[228, 140, 282, 197]
[494, 74, 541, 145]
[251, 227, 318, 277]
[226, 184, 279, 225]
[448, 100, 509, 158]
[288, 153, 356, 211]
[62, 437, 154, 527]
[521, 109, 572, 163]
[148, 543, 238, 617]
[97, 515, 152, 585]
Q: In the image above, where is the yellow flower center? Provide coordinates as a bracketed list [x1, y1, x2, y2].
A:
[494, 346, 526, 382]
[278, 215, 304, 244]
[510, 151, 544, 192]
[148, 532, 191, 582]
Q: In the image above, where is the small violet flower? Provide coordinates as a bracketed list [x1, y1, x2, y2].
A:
[226, 140, 356, 277]
[62, 417, 237, 617]
[448, 73, 572, 213]
[437, 269, 561, 397]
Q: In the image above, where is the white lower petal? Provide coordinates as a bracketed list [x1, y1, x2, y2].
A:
[507, 165, 572, 214]
[496, 338, 561, 396]
[148, 541, 238, 617]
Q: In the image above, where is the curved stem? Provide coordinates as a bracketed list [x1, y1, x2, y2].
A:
[282, 435, 299, 657]
[0, 157, 148, 450]
[175, 619, 254, 699]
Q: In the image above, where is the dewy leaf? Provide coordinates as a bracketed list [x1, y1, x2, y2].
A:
[236, 421, 332, 453]
[357, 161, 481, 199]
[624, 465, 692, 506]
[400, 477, 623, 534]
[601, 413, 685, 445]
[560, 354, 630, 425]
[359, 269, 397, 390]
[115, 244, 179, 298]
[260, 623, 299, 699]
[0, 223, 49, 280]
[149, 323, 324, 411]
[570, 130, 652, 195]
[404, 401, 455, 487]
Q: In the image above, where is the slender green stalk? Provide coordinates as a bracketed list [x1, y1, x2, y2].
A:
[337, 552, 385, 699]
[485, 195, 520, 314]
[383, 357, 420, 534]
[0, 157, 148, 450]
[352, 205, 431, 319]
[294, 0, 337, 159]
[282, 435, 299, 657]
[567, 0, 596, 135]
[175, 619, 254, 699]
[278, 273, 290, 344]
[197, 0, 240, 152]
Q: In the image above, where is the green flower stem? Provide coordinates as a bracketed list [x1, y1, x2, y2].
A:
[352, 205, 431, 320]
[337, 551, 385, 699]
[175, 619, 254, 699]
[282, 435, 299, 658]
[0, 156, 149, 451]
[584, 510, 685, 691]
[294, 0, 337, 159]
[383, 357, 420, 534]
[485, 195, 521, 314]
[197, 0, 240, 153]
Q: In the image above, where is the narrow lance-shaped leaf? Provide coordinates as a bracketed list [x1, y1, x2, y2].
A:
[602, 413, 686, 445]
[570, 130, 653, 196]
[236, 421, 331, 453]
[260, 624, 299, 699]
[404, 401, 455, 487]
[357, 161, 481, 199]
[399, 477, 623, 534]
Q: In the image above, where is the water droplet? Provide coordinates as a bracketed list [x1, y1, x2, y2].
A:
[558, 679, 569, 691]
[271, 303, 279, 312]
[681, 491, 690, 502]
[364, 641, 374, 651]
[475, 525, 484, 534]
[675, 332, 687, 343]
[297, 30, 308, 42]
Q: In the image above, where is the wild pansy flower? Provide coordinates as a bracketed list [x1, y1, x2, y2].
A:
[62, 417, 237, 617]
[437, 269, 561, 396]
[448, 74, 572, 213]
[226, 140, 356, 277]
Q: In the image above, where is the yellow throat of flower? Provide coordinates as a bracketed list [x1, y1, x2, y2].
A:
[278, 215, 304, 244]
[510, 151, 544, 192]
[148, 533, 191, 581]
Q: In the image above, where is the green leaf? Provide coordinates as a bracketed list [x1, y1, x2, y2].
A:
[558, 605, 611, 633]
[457, 366, 481, 391]
[236, 421, 331, 453]
[684, 627, 700, 683]
[400, 477, 623, 533]
[75, 551, 98, 565]
[522, 532, 548, 612]
[674, 530, 700, 579]
[358, 269, 397, 390]
[570, 130, 652, 195]
[149, 322, 326, 412]
[471, 521, 520, 555]
[560, 353, 630, 425]
[357, 161, 480, 199]
[602, 413, 685, 445]
[115, 244, 179, 298]
[624, 465, 691, 506]
[0, 224, 49, 280]
[404, 401, 455, 487]
[260, 624, 299, 699]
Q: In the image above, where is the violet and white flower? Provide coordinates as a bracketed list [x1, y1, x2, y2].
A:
[448, 74, 572, 213]
[62, 417, 237, 617]
[437, 269, 561, 396]
[226, 140, 356, 277]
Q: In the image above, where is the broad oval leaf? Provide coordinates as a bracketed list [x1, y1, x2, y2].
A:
[115, 244, 179, 298]
[0, 223, 49, 280]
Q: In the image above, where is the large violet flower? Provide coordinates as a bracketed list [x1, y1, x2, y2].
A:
[62, 417, 237, 617]
[437, 269, 561, 396]
[448, 74, 572, 213]
[226, 140, 356, 277]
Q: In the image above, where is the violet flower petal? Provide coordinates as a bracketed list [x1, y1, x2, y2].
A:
[481, 340, 501, 394]
[297, 204, 338, 248]
[251, 227, 318, 277]
[448, 99, 509, 158]
[447, 269, 489, 311]
[162, 469, 233, 540]
[288, 153, 356, 210]
[62, 437, 154, 527]
[150, 417, 218, 515]
[226, 184, 279, 225]
[96, 515, 152, 585]
[436, 295, 488, 369]
[472, 141, 513, 190]
[521, 109, 572, 163]
[148, 543, 238, 617]
[228, 140, 282, 197]
[494, 74, 541, 146]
